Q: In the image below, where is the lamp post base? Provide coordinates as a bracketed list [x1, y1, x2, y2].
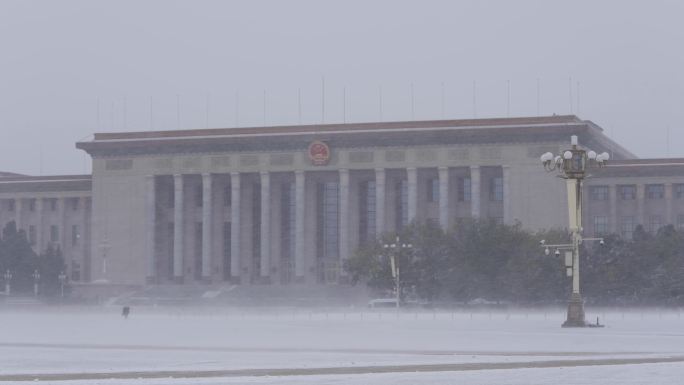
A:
[562, 293, 586, 327]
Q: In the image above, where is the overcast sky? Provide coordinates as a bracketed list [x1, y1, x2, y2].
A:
[1, 0, 683, 175]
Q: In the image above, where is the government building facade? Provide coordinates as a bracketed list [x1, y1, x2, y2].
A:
[1, 115, 683, 287]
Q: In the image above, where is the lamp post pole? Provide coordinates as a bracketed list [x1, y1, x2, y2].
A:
[58, 271, 67, 298]
[540, 135, 609, 327]
[4, 270, 12, 296]
[32, 269, 40, 297]
[383, 236, 412, 308]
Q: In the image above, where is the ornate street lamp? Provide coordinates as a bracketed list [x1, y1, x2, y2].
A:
[4, 270, 12, 296]
[32, 269, 41, 297]
[58, 271, 67, 298]
[540, 135, 608, 327]
[383, 236, 413, 308]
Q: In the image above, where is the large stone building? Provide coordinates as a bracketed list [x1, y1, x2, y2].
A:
[1, 115, 681, 287]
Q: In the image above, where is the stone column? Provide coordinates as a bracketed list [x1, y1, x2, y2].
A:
[294, 170, 306, 280]
[609, 184, 618, 234]
[470, 166, 481, 218]
[58, 197, 67, 266]
[375, 168, 386, 235]
[665, 183, 673, 225]
[145, 176, 156, 283]
[339, 169, 350, 267]
[438, 167, 449, 230]
[260, 171, 271, 280]
[407, 167, 417, 223]
[636, 184, 645, 227]
[173, 174, 184, 281]
[36, 198, 44, 254]
[502, 165, 511, 224]
[201, 173, 213, 281]
[230, 172, 241, 281]
[15, 198, 22, 231]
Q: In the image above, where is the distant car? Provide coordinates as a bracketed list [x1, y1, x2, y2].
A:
[368, 298, 399, 308]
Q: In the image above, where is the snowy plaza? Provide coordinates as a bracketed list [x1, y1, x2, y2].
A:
[1, 307, 684, 384]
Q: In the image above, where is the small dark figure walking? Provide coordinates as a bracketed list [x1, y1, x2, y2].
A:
[122, 306, 130, 319]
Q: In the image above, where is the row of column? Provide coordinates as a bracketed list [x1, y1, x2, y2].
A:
[146, 165, 508, 282]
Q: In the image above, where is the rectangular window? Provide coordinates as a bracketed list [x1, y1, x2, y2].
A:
[71, 261, 81, 282]
[195, 185, 203, 207]
[194, 222, 203, 280]
[646, 184, 665, 199]
[593, 216, 609, 236]
[280, 182, 295, 283]
[359, 181, 376, 244]
[168, 222, 174, 278]
[28, 225, 36, 245]
[590, 186, 609, 201]
[316, 182, 339, 260]
[50, 225, 59, 243]
[223, 222, 231, 280]
[458, 177, 471, 202]
[620, 216, 636, 239]
[395, 180, 408, 230]
[70, 198, 79, 210]
[49, 198, 57, 211]
[29, 199, 36, 212]
[72, 225, 79, 246]
[223, 186, 231, 206]
[676, 184, 684, 199]
[489, 177, 503, 202]
[647, 215, 662, 233]
[619, 185, 636, 200]
[7, 199, 15, 212]
[427, 178, 439, 203]
[677, 215, 684, 231]
[252, 183, 261, 274]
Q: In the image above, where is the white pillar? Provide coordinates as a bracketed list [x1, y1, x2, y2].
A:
[230, 172, 241, 280]
[339, 169, 350, 265]
[502, 165, 511, 224]
[470, 166, 481, 218]
[407, 167, 417, 223]
[201, 173, 212, 280]
[15, 198, 22, 231]
[173, 174, 184, 280]
[665, 183, 673, 225]
[438, 167, 449, 230]
[36, 198, 44, 254]
[375, 168, 386, 235]
[260, 171, 270, 279]
[294, 170, 306, 279]
[145, 176, 156, 282]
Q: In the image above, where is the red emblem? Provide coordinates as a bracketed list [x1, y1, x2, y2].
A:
[308, 140, 330, 166]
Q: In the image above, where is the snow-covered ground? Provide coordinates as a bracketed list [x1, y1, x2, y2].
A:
[1, 307, 683, 384]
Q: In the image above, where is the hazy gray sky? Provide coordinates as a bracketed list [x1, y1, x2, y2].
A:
[1, 0, 683, 175]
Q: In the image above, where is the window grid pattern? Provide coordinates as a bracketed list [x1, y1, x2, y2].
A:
[619, 185, 636, 200]
[646, 184, 665, 199]
[490, 177, 503, 202]
[620, 216, 636, 239]
[590, 186, 609, 201]
[647, 215, 663, 233]
[396, 180, 408, 230]
[593, 216, 609, 235]
[676, 184, 684, 199]
[458, 177, 471, 202]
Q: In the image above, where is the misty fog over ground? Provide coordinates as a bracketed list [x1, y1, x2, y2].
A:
[1, 307, 684, 384]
